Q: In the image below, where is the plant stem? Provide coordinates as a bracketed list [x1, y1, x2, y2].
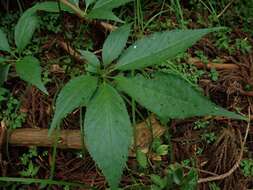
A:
[0, 177, 88, 188]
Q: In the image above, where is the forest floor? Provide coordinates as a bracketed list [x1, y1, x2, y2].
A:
[0, 0, 253, 190]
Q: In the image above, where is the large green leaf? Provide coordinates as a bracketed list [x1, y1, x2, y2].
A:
[50, 75, 98, 134]
[87, 0, 133, 22]
[84, 83, 132, 189]
[0, 63, 10, 85]
[115, 73, 245, 120]
[16, 56, 48, 95]
[102, 24, 131, 66]
[15, 14, 39, 52]
[115, 28, 224, 71]
[0, 28, 10, 53]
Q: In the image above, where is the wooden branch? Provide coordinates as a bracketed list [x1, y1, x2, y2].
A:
[188, 57, 239, 70]
[9, 128, 80, 149]
[6, 117, 166, 156]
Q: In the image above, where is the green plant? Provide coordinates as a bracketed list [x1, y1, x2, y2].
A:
[209, 68, 219, 81]
[0, 96, 26, 130]
[19, 147, 41, 177]
[150, 163, 198, 190]
[201, 132, 216, 144]
[151, 138, 169, 156]
[193, 120, 209, 130]
[49, 24, 245, 189]
[0, 87, 8, 103]
[235, 38, 252, 54]
[214, 29, 234, 54]
[240, 159, 253, 177]
[195, 50, 208, 64]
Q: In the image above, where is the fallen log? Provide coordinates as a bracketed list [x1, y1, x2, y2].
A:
[1, 117, 166, 155]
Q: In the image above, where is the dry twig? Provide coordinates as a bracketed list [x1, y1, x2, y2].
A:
[188, 57, 239, 70]
[197, 108, 251, 184]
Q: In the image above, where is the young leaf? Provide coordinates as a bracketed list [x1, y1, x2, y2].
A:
[15, 14, 39, 52]
[84, 83, 132, 189]
[115, 73, 246, 120]
[0, 28, 11, 53]
[102, 24, 131, 66]
[50, 75, 98, 134]
[115, 28, 224, 71]
[79, 50, 100, 73]
[16, 56, 48, 95]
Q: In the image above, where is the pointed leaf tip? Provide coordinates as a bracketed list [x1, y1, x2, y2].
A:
[16, 56, 48, 95]
[115, 73, 245, 121]
[115, 28, 225, 71]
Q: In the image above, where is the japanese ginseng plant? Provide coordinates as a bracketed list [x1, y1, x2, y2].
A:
[49, 24, 246, 189]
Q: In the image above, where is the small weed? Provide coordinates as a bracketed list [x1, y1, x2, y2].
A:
[214, 29, 234, 54]
[196, 147, 204, 155]
[0, 87, 8, 103]
[235, 38, 252, 54]
[195, 50, 208, 64]
[209, 68, 219, 81]
[201, 132, 216, 144]
[150, 163, 198, 190]
[240, 159, 253, 177]
[193, 120, 210, 130]
[244, 84, 253, 92]
[161, 53, 205, 87]
[19, 147, 44, 177]
[0, 96, 26, 130]
[42, 70, 52, 85]
[151, 138, 169, 156]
